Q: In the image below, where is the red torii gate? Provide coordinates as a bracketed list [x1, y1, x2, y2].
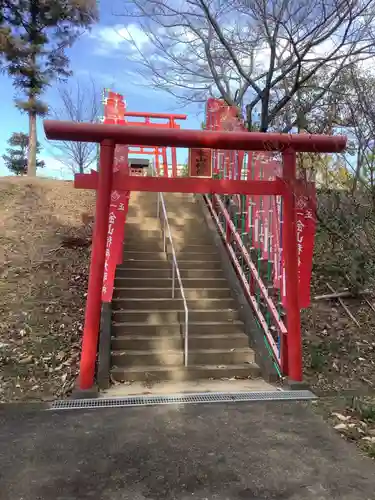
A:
[104, 89, 186, 177]
[122, 113, 186, 177]
[44, 119, 346, 390]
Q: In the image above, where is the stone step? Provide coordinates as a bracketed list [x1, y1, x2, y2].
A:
[127, 214, 205, 225]
[123, 238, 214, 251]
[117, 259, 222, 270]
[125, 222, 209, 236]
[127, 226, 209, 237]
[125, 218, 161, 228]
[122, 251, 168, 262]
[130, 196, 197, 204]
[111, 298, 236, 311]
[169, 231, 211, 240]
[111, 348, 255, 367]
[160, 200, 200, 207]
[111, 333, 249, 351]
[124, 233, 213, 246]
[115, 268, 225, 279]
[114, 278, 228, 289]
[124, 227, 161, 237]
[169, 200, 207, 209]
[110, 363, 261, 382]
[112, 349, 183, 367]
[167, 222, 208, 231]
[163, 199, 198, 206]
[111, 322, 245, 337]
[127, 206, 158, 213]
[112, 335, 182, 351]
[113, 288, 232, 300]
[124, 242, 216, 253]
[122, 251, 218, 262]
[117, 259, 171, 270]
[111, 309, 239, 323]
[123, 236, 163, 245]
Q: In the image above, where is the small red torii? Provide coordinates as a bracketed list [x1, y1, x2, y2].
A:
[103, 90, 186, 177]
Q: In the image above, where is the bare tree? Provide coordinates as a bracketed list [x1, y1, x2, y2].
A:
[287, 63, 375, 292]
[117, 0, 375, 131]
[50, 78, 100, 174]
[330, 66, 375, 197]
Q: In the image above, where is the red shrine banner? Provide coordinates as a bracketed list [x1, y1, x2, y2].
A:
[101, 92, 130, 302]
[295, 182, 316, 308]
[281, 181, 316, 309]
[113, 143, 130, 266]
[102, 190, 130, 302]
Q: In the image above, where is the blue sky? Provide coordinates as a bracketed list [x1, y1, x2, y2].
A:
[0, 3, 202, 178]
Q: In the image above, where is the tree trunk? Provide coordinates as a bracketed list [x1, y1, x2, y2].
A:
[28, 111, 37, 177]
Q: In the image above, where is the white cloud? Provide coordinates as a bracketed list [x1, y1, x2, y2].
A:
[74, 68, 117, 88]
[90, 23, 151, 56]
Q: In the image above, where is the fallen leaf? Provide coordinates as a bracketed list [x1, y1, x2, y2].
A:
[361, 436, 375, 443]
[19, 355, 33, 365]
[332, 412, 351, 422]
[334, 423, 348, 430]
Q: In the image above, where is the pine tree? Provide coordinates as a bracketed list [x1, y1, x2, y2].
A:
[0, 1, 98, 176]
[2, 132, 45, 175]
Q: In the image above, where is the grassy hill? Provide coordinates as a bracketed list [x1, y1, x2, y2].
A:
[0, 177, 94, 401]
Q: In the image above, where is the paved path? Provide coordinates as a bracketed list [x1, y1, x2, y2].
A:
[0, 401, 374, 499]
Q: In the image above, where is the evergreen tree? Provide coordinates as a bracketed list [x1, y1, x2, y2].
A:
[2, 132, 45, 175]
[0, 1, 98, 176]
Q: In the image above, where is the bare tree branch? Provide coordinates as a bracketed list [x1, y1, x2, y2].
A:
[115, 0, 375, 131]
[48, 77, 99, 174]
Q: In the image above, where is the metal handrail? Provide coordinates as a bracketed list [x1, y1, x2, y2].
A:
[151, 165, 189, 366]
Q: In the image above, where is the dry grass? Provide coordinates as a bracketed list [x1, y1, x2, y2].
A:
[0, 176, 95, 402]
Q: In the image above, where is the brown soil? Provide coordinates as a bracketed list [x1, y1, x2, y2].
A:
[302, 276, 375, 459]
[0, 177, 94, 402]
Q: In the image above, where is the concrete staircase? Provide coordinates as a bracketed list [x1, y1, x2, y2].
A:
[110, 191, 261, 383]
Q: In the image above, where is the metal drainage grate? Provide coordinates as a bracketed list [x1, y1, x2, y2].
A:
[48, 390, 316, 411]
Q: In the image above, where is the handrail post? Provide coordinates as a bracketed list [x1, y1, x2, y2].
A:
[79, 139, 115, 390]
[163, 217, 166, 252]
[184, 314, 188, 367]
[172, 264, 175, 298]
[282, 150, 302, 381]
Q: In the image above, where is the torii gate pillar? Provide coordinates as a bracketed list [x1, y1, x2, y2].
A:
[79, 140, 115, 390]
